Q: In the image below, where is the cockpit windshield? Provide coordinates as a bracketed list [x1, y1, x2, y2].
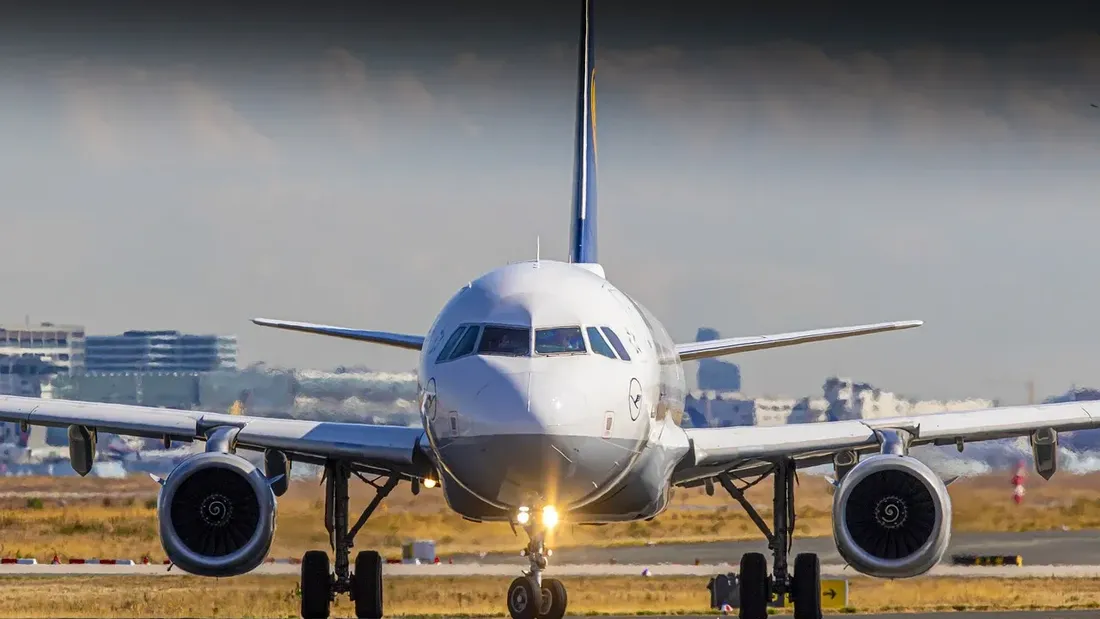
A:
[535, 327, 587, 355]
[586, 327, 617, 359]
[477, 326, 531, 356]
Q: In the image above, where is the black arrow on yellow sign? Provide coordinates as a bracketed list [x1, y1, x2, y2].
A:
[824, 589, 837, 600]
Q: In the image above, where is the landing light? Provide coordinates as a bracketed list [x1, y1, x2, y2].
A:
[542, 505, 559, 529]
[422, 477, 437, 489]
[516, 507, 531, 525]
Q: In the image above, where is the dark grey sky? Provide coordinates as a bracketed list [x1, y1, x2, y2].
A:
[0, 1, 1098, 403]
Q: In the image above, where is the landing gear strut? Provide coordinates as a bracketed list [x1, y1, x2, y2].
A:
[507, 510, 568, 619]
[300, 460, 399, 619]
[718, 458, 822, 619]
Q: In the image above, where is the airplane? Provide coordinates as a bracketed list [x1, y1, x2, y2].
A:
[0, 1, 1095, 619]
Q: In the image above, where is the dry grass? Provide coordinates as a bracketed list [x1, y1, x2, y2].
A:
[0, 471, 1098, 562]
[0, 575, 1094, 617]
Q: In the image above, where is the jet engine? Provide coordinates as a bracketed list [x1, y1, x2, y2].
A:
[157, 451, 276, 577]
[832, 454, 951, 578]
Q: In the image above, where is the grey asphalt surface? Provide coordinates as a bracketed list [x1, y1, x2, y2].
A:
[449, 530, 1100, 566]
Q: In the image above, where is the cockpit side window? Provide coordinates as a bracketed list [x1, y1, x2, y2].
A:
[435, 326, 468, 363]
[535, 327, 587, 355]
[600, 327, 632, 361]
[586, 327, 617, 359]
[477, 326, 531, 356]
[448, 325, 481, 360]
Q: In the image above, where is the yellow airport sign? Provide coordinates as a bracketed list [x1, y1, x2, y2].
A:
[777, 579, 849, 609]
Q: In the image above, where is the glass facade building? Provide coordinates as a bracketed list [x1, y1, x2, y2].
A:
[84, 330, 237, 372]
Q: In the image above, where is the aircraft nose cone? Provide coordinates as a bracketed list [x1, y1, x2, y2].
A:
[528, 371, 587, 431]
[437, 366, 601, 508]
[472, 369, 586, 434]
[473, 369, 531, 434]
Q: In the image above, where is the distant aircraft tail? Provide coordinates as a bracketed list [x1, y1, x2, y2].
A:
[568, 0, 599, 266]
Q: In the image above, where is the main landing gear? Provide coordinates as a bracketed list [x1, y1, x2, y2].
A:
[506, 506, 568, 619]
[715, 458, 822, 619]
[300, 460, 399, 619]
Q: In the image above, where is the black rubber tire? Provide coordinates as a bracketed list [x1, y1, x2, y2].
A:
[539, 578, 568, 619]
[738, 552, 769, 619]
[353, 550, 384, 619]
[300, 550, 332, 619]
[792, 553, 823, 619]
[507, 576, 540, 619]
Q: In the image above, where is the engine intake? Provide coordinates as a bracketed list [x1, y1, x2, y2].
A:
[832, 454, 951, 578]
[158, 451, 276, 577]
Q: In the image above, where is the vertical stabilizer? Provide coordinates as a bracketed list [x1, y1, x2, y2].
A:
[568, 0, 599, 265]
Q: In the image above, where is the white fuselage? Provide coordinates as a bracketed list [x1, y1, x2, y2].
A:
[416, 259, 690, 523]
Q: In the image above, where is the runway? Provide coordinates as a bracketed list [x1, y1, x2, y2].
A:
[4, 561, 1100, 577]
[450, 530, 1100, 567]
[1, 530, 1097, 577]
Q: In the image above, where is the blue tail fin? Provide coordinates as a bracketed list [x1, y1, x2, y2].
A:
[568, 0, 598, 265]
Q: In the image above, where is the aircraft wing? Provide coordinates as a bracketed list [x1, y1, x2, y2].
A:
[674, 320, 923, 361]
[252, 318, 424, 350]
[673, 399, 1100, 486]
[0, 395, 432, 475]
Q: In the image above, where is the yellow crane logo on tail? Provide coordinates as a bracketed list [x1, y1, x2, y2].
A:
[590, 66, 597, 163]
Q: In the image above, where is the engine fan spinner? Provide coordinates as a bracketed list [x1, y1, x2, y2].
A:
[832, 454, 951, 578]
[158, 451, 277, 577]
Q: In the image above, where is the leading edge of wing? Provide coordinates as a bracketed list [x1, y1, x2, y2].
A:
[252, 318, 424, 350]
[674, 320, 923, 361]
[677, 398, 1100, 483]
[0, 394, 428, 469]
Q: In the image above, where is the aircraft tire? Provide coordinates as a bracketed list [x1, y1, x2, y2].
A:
[507, 576, 539, 619]
[792, 553, 823, 619]
[300, 550, 332, 619]
[539, 578, 568, 619]
[738, 552, 769, 619]
[353, 550, 384, 619]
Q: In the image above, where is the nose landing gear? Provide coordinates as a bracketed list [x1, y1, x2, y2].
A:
[506, 507, 568, 619]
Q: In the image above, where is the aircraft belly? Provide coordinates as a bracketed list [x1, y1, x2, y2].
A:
[434, 432, 637, 515]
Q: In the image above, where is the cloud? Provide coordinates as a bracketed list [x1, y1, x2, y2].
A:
[598, 34, 1100, 156]
[53, 60, 277, 166]
[171, 76, 278, 162]
[315, 47, 382, 149]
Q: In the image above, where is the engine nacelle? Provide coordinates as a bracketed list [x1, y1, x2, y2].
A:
[158, 451, 276, 577]
[832, 454, 951, 578]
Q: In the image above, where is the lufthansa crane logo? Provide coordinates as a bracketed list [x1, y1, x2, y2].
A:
[628, 378, 642, 421]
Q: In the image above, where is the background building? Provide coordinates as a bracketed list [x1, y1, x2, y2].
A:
[0, 354, 66, 446]
[84, 330, 237, 372]
[62, 371, 203, 409]
[0, 322, 85, 374]
[684, 377, 994, 428]
[694, 327, 742, 392]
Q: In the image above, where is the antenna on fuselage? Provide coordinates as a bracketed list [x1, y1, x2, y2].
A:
[536, 236, 541, 265]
